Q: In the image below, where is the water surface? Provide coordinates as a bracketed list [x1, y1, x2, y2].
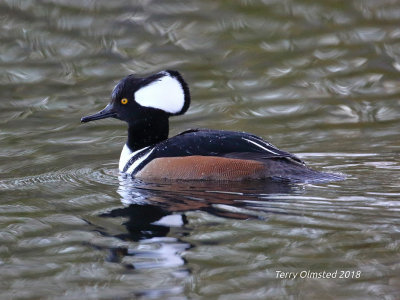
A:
[1, 0, 400, 299]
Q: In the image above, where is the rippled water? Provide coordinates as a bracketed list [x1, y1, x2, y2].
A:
[1, 0, 400, 299]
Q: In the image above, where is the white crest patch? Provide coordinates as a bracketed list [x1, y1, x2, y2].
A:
[134, 73, 185, 114]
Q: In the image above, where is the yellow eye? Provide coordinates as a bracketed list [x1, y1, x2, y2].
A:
[121, 98, 128, 105]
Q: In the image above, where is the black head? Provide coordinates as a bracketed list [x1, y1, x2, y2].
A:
[81, 70, 190, 125]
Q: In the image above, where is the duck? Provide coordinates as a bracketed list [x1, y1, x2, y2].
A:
[81, 70, 343, 182]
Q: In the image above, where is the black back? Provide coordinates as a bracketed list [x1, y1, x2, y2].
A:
[154, 128, 303, 162]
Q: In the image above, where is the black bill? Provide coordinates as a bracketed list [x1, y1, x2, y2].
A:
[81, 103, 117, 123]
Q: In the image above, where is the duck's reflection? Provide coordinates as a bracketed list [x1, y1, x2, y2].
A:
[98, 176, 298, 270]
[116, 175, 298, 219]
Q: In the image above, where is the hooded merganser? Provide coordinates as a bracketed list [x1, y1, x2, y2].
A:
[81, 70, 343, 182]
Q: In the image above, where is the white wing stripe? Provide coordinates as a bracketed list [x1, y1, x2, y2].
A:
[242, 138, 280, 155]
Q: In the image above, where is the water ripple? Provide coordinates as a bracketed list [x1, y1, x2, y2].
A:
[0, 166, 118, 191]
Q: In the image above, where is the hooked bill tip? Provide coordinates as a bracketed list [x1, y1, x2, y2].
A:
[80, 109, 117, 123]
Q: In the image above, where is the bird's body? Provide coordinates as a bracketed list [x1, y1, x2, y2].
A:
[81, 70, 343, 182]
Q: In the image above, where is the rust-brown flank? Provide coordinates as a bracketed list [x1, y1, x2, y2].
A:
[135, 155, 267, 181]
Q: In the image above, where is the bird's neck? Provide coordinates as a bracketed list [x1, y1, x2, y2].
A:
[127, 115, 169, 151]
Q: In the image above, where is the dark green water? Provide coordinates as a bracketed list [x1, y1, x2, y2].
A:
[1, 0, 400, 299]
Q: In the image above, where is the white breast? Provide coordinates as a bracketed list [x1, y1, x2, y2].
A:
[119, 144, 132, 172]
